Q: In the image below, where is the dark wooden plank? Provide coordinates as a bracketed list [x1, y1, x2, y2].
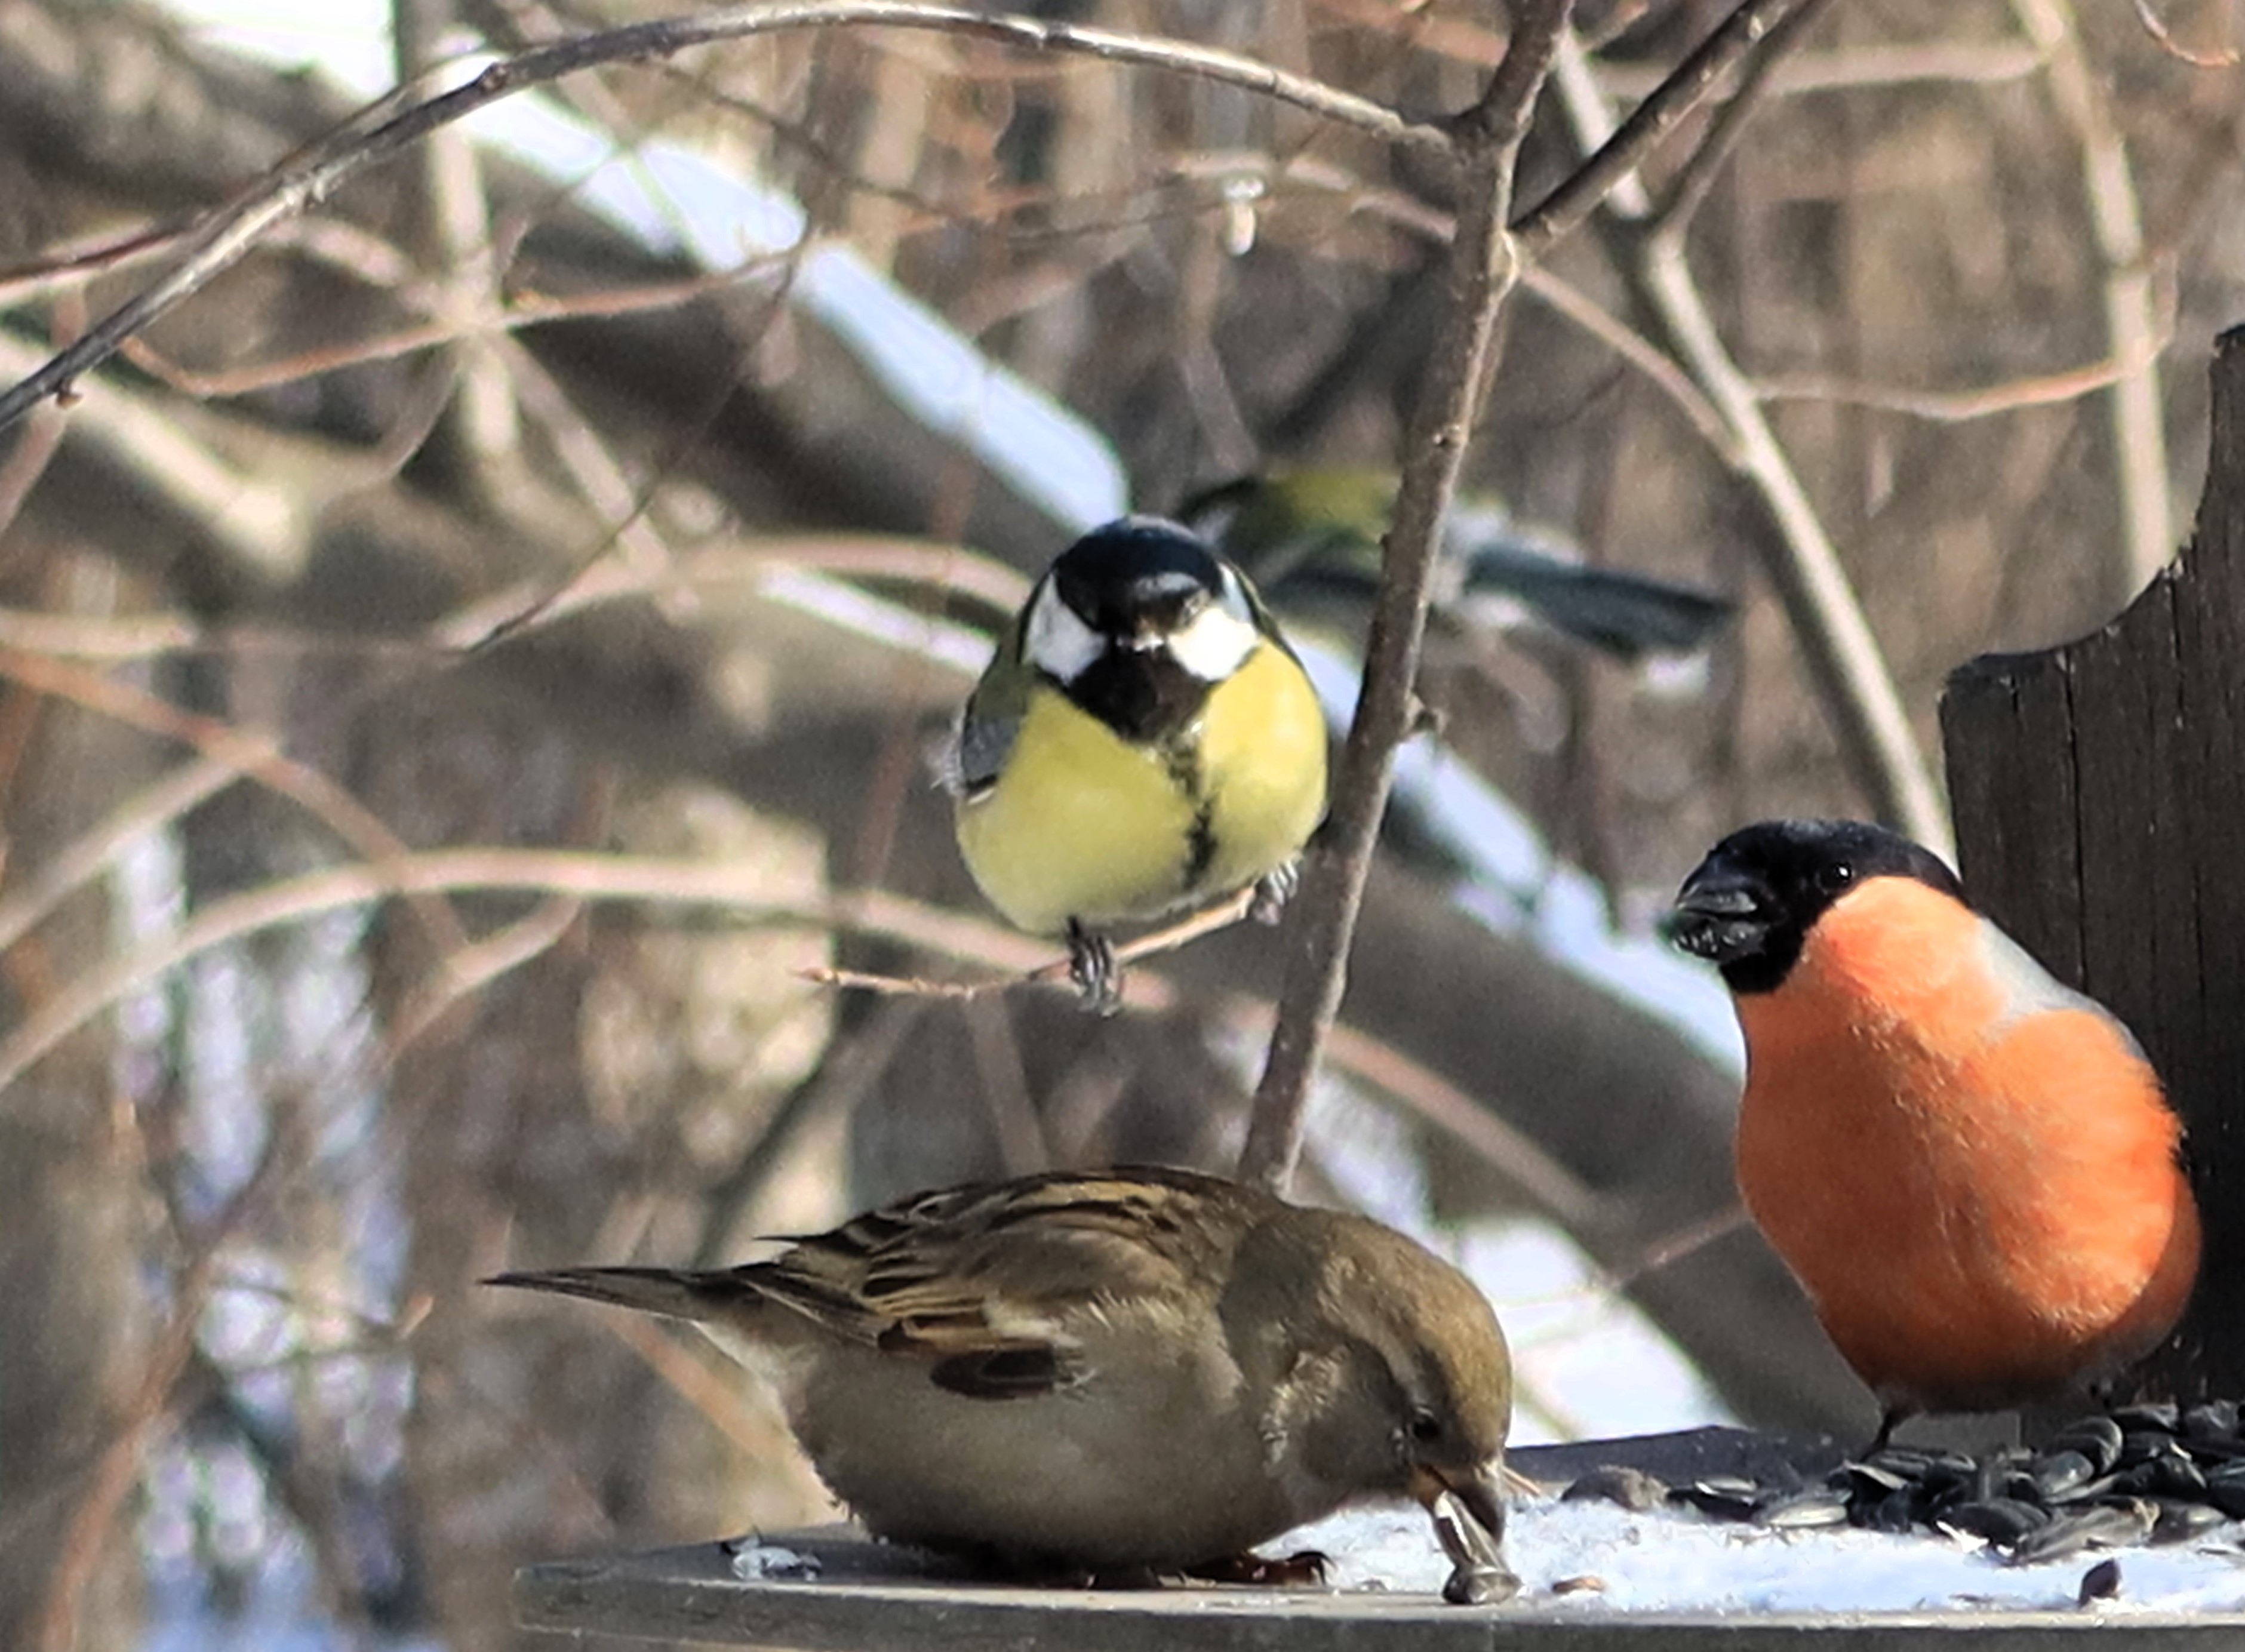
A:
[1939, 648, 2084, 988]
[1942, 325, 2245, 1402]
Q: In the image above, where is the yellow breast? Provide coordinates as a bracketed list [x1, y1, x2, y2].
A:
[955, 643, 1327, 937]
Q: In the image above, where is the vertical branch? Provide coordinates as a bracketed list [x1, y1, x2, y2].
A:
[2013, 0, 2173, 600]
[1235, 2, 1574, 1195]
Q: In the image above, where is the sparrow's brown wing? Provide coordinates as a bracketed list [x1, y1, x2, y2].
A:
[751, 1167, 1267, 1398]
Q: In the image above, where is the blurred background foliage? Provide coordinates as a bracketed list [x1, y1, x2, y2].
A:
[0, 0, 2238, 1647]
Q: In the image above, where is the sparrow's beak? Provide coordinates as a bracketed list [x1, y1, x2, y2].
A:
[1411, 1461, 1506, 1546]
[1416, 1460, 1518, 1605]
[1419, 1463, 1508, 1544]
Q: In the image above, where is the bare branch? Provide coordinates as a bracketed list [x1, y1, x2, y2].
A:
[1512, 0, 1813, 260]
[803, 885, 1259, 1004]
[0, 1, 1447, 433]
[1235, 0, 1575, 1196]
[1650, 0, 1840, 240]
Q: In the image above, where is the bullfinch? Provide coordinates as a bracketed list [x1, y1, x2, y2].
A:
[1668, 818, 2201, 1445]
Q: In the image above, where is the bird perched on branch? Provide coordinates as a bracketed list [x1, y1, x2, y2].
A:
[1667, 819, 2201, 1447]
[487, 1165, 1515, 1588]
[1179, 469, 1735, 663]
[946, 517, 1327, 1013]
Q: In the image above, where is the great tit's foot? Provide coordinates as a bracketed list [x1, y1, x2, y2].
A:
[1248, 863, 1299, 926]
[1185, 1549, 1329, 1588]
[1066, 921, 1121, 1016]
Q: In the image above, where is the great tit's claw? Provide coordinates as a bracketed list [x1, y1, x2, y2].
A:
[1066, 921, 1121, 1016]
[1249, 863, 1299, 927]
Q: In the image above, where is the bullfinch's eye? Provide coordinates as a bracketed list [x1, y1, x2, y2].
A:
[1815, 862, 1856, 895]
[1408, 1409, 1444, 1445]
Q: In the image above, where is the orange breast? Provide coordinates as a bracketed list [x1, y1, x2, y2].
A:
[1733, 879, 2200, 1413]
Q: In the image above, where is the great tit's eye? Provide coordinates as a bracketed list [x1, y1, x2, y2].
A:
[1408, 1409, 1444, 1445]
[1814, 862, 1856, 895]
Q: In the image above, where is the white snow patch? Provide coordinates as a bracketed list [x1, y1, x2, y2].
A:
[1286, 1496, 2245, 1613]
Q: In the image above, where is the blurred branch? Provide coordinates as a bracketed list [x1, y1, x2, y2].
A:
[0, 850, 1214, 1100]
[1755, 347, 2167, 423]
[393, 0, 525, 493]
[32, 1135, 290, 1652]
[2013, 0, 2174, 599]
[1549, 27, 1954, 854]
[2131, 0, 2241, 67]
[1601, 40, 2049, 96]
[1236, 1, 1574, 1194]
[0, 644, 472, 961]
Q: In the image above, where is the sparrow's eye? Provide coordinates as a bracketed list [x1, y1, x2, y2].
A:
[1408, 1409, 1444, 1445]
[1815, 862, 1855, 895]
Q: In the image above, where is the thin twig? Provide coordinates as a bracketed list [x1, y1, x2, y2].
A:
[1754, 346, 2167, 423]
[1512, 0, 1813, 260]
[1234, 1, 1575, 1196]
[2132, 0, 2241, 67]
[0, 2, 1446, 433]
[804, 884, 1259, 1004]
[1650, 0, 1841, 239]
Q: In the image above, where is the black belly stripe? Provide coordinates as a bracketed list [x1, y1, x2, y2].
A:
[1165, 742, 1217, 890]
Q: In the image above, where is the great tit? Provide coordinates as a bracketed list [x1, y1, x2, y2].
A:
[1179, 469, 1734, 662]
[948, 516, 1328, 1013]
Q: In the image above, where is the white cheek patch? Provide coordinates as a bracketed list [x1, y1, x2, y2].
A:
[1165, 602, 1259, 682]
[1024, 579, 1106, 684]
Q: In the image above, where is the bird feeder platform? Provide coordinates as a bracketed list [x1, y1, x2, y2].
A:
[510, 1533, 2240, 1650]
[513, 1431, 2245, 1647]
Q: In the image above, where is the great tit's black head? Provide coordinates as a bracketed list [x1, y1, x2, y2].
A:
[1036, 516, 1257, 662]
[1666, 818, 1964, 995]
[1023, 518, 1266, 738]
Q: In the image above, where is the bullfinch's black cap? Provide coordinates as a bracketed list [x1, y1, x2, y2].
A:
[1666, 819, 1964, 995]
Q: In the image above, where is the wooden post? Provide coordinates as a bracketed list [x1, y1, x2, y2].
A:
[1940, 325, 2245, 1405]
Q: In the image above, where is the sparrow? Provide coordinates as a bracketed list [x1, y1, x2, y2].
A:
[1668, 818, 2201, 1445]
[487, 1165, 1514, 1586]
[1178, 469, 1734, 662]
[948, 518, 1327, 1013]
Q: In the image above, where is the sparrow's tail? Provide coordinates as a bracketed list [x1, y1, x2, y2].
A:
[484, 1265, 756, 1325]
[1459, 542, 1733, 661]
